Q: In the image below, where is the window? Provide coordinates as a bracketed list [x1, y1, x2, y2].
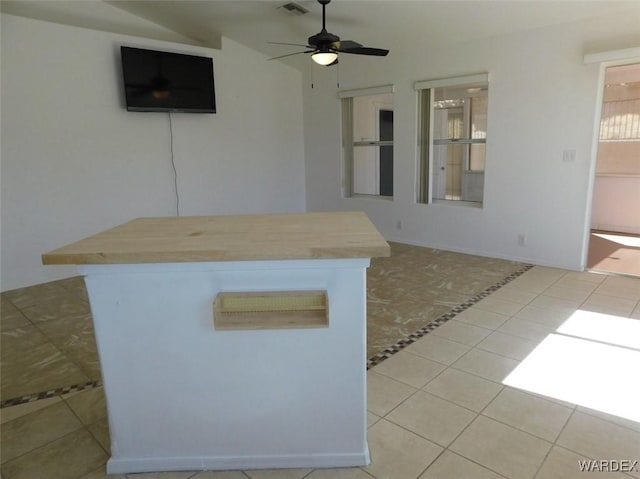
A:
[341, 86, 394, 198]
[416, 74, 489, 206]
[600, 98, 640, 140]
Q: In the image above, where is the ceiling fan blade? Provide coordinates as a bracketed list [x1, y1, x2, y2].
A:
[268, 51, 314, 60]
[340, 47, 389, 56]
[268, 41, 313, 48]
[331, 40, 362, 50]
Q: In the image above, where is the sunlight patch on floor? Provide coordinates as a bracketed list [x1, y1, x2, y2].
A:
[557, 310, 640, 350]
[503, 310, 640, 423]
[593, 232, 640, 248]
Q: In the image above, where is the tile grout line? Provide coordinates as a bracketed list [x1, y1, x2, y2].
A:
[442, 450, 513, 479]
[354, 468, 377, 478]
[531, 408, 579, 479]
[61, 395, 112, 460]
[549, 412, 640, 476]
[414, 447, 447, 479]
[29, 313, 98, 387]
[0, 426, 95, 473]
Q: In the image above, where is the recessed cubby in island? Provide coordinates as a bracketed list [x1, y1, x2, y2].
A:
[42, 211, 389, 474]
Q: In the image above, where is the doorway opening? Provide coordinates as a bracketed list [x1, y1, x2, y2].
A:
[588, 62, 640, 276]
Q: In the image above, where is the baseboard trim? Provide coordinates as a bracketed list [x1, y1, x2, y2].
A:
[107, 450, 371, 474]
[385, 236, 582, 271]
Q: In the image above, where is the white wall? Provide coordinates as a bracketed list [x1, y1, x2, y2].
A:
[1, 14, 306, 291]
[303, 8, 640, 270]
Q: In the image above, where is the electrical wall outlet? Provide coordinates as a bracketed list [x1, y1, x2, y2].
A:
[517, 234, 526, 246]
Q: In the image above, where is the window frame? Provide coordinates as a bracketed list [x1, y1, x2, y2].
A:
[415, 73, 489, 207]
[339, 85, 395, 199]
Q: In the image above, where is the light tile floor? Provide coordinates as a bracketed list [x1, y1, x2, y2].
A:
[1, 266, 640, 479]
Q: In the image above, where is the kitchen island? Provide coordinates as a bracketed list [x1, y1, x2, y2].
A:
[42, 211, 389, 474]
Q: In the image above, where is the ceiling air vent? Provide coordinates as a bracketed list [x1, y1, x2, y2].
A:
[278, 2, 309, 16]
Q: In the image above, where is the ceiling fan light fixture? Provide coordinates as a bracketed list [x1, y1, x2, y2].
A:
[312, 51, 338, 65]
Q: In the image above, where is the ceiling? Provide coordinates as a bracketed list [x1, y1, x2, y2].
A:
[2, 0, 639, 69]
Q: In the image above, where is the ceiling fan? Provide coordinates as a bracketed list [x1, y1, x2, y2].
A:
[269, 0, 389, 66]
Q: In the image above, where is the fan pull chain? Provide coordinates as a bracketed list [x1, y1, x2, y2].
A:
[310, 61, 314, 89]
[336, 60, 340, 89]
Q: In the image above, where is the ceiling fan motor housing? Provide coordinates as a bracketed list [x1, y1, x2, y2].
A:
[308, 30, 340, 50]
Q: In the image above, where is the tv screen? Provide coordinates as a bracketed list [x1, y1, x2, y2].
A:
[121, 46, 216, 113]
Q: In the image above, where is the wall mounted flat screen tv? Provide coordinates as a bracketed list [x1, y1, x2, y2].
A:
[121, 46, 216, 113]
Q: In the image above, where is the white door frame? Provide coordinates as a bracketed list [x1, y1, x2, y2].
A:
[581, 47, 640, 270]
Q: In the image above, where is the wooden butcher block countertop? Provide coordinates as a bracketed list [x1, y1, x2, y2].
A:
[42, 211, 390, 265]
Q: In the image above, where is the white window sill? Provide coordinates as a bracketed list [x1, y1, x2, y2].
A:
[431, 199, 483, 208]
[346, 194, 394, 201]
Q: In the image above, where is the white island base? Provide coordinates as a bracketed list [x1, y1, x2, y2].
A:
[82, 258, 371, 474]
[42, 212, 389, 474]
